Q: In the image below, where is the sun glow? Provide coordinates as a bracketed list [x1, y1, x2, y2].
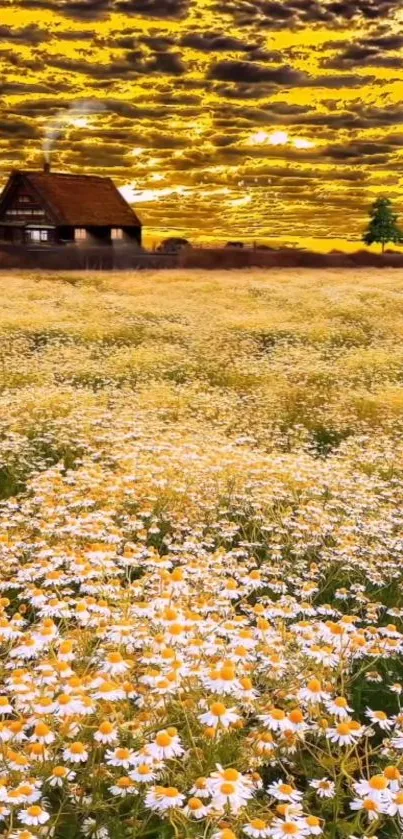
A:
[249, 131, 315, 150]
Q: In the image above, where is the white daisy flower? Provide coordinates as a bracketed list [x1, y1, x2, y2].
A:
[298, 679, 330, 705]
[19, 806, 50, 826]
[94, 722, 118, 745]
[309, 778, 335, 798]
[365, 708, 393, 731]
[325, 697, 353, 719]
[144, 786, 185, 812]
[353, 775, 391, 802]
[105, 747, 135, 768]
[63, 742, 89, 763]
[350, 797, 386, 821]
[267, 780, 303, 803]
[268, 818, 306, 838]
[148, 729, 184, 760]
[325, 721, 363, 746]
[387, 790, 403, 817]
[109, 778, 138, 797]
[129, 764, 160, 783]
[182, 797, 210, 819]
[48, 766, 76, 787]
[199, 701, 239, 729]
[243, 818, 272, 837]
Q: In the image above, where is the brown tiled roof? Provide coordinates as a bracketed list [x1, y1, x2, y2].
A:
[17, 171, 142, 227]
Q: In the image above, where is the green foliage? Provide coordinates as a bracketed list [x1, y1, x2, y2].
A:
[363, 197, 403, 253]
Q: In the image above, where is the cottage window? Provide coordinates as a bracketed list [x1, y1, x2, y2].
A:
[75, 228, 87, 240]
[111, 228, 123, 240]
[27, 229, 48, 242]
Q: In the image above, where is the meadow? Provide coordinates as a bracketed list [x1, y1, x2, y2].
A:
[1, 268, 403, 839]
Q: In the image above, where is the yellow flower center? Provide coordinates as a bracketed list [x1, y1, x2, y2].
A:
[156, 733, 172, 747]
[271, 708, 285, 720]
[369, 775, 388, 790]
[188, 797, 203, 810]
[211, 702, 227, 717]
[222, 769, 240, 782]
[27, 806, 42, 817]
[70, 742, 85, 754]
[164, 787, 179, 798]
[220, 783, 236, 795]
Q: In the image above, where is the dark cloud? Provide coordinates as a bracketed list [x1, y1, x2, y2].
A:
[115, 0, 190, 17]
[325, 140, 392, 160]
[208, 59, 374, 90]
[324, 31, 403, 68]
[0, 24, 50, 43]
[19, 0, 189, 18]
[45, 48, 186, 77]
[181, 32, 259, 52]
[146, 52, 186, 75]
[207, 59, 306, 85]
[0, 119, 39, 138]
[213, 0, 401, 29]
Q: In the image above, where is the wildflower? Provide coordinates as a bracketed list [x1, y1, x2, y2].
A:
[0, 697, 13, 715]
[82, 818, 109, 839]
[325, 697, 353, 719]
[148, 729, 184, 760]
[145, 785, 185, 812]
[302, 815, 323, 835]
[8, 785, 42, 805]
[267, 780, 303, 803]
[298, 679, 329, 705]
[129, 764, 160, 783]
[105, 747, 135, 768]
[31, 721, 55, 744]
[48, 766, 76, 787]
[188, 777, 210, 798]
[258, 708, 290, 732]
[309, 778, 335, 798]
[211, 780, 253, 813]
[94, 721, 118, 745]
[209, 767, 254, 813]
[19, 806, 50, 826]
[354, 775, 391, 802]
[268, 819, 305, 838]
[383, 765, 402, 790]
[365, 708, 393, 730]
[94, 681, 125, 701]
[103, 652, 130, 676]
[326, 721, 363, 746]
[182, 797, 210, 819]
[56, 693, 83, 716]
[109, 777, 138, 797]
[387, 790, 403, 817]
[63, 742, 89, 763]
[199, 702, 240, 729]
[243, 819, 272, 838]
[350, 797, 386, 820]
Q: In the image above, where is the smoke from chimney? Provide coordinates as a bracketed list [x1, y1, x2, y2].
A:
[43, 99, 106, 170]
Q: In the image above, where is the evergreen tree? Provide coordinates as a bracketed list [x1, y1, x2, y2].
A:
[363, 197, 403, 253]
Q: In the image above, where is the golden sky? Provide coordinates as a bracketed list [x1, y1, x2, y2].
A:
[0, 0, 402, 248]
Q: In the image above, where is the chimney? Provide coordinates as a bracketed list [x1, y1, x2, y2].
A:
[43, 160, 50, 174]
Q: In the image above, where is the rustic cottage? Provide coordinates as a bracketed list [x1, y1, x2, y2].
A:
[0, 166, 142, 247]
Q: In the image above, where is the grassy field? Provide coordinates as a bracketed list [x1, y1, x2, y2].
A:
[1, 268, 403, 839]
